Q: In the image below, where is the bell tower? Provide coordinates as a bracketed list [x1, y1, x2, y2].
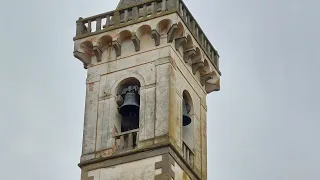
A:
[73, 0, 221, 179]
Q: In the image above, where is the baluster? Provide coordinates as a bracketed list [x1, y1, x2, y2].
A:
[191, 20, 196, 34]
[124, 9, 129, 22]
[96, 18, 101, 31]
[136, 132, 139, 145]
[128, 133, 133, 148]
[195, 27, 199, 41]
[120, 135, 125, 149]
[183, 9, 187, 22]
[179, 2, 183, 15]
[200, 34, 204, 47]
[87, 20, 92, 33]
[162, 0, 166, 11]
[114, 11, 120, 25]
[132, 6, 138, 20]
[143, 4, 147, 17]
[105, 15, 110, 28]
[151, 2, 157, 15]
[186, 148, 190, 163]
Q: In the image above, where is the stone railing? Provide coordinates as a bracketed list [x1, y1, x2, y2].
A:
[114, 129, 139, 151]
[177, 0, 219, 69]
[74, 0, 220, 71]
[75, 0, 176, 38]
[182, 142, 194, 166]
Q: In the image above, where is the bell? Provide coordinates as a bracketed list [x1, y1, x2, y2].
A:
[182, 100, 192, 126]
[119, 92, 140, 117]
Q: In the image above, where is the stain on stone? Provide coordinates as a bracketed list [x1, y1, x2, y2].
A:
[89, 82, 95, 91]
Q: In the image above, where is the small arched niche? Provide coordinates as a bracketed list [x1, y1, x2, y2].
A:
[136, 24, 153, 50]
[116, 77, 141, 133]
[182, 90, 194, 150]
[119, 30, 135, 56]
[156, 19, 173, 36]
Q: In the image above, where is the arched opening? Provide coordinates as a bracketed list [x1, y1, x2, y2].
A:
[115, 78, 141, 149]
[116, 78, 141, 132]
[119, 30, 135, 55]
[156, 19, 173, 35]
[181, 90, 194, 164]
[136, 24, 153, 50]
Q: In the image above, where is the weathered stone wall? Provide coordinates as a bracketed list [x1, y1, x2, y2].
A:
[88, 155, 162, 180]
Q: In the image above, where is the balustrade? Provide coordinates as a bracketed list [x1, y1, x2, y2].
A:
[74, 0, 220, 70]
[114, 129, 139, 151]
[182, 142, 194, 166]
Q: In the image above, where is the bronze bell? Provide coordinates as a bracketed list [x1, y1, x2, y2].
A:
[119, 92, 140, 117]
[182, 99, 192, 126]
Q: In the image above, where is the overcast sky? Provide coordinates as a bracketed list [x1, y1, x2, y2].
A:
[0, 0, 319, 179]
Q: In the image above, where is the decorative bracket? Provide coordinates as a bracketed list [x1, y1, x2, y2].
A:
[131, 35, 140, 51]
[73, 51, 92, 69]
[192, 62, 204, 75]
[151, 29, 161, 46]
[93, 46, 102, 62]
[200, 72, 214, 86]
[183, 48, 196, 63]
[167, 23, 178, 43]
[175, 36, 187, 51]
[112, 40, 121, 57]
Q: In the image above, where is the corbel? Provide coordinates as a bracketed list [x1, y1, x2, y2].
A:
[167, 23, 178, 43]
[131, 34, 140, 51]
[175, 36, 187, 51]
[183, 48, 196, 63]
[151, 29, 161, 46]
[73, 50, 92, 69]
[112, 40, 121, 57]
[200, 72, 214, 86]
[192, 62, 204, 75]
[93, 46, 102, 62]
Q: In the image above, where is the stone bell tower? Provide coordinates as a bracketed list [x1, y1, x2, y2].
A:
[73, 0, 221, 179]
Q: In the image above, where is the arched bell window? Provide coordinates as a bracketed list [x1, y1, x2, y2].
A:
[116, 78, 141, 132]
[182, 93, 192, 127]
[182, 90, 194, 164]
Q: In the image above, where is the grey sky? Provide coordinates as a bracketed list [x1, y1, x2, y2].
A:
[0, 0, 319, 180]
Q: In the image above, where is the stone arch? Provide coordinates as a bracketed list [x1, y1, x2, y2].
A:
[114, 77, 142, 133]
[181, 89, 194, 150]
[182, 90, 194, 115]
[98, 35, 116, 61]
[119, 30, 137, 54]
[110, 72, 146, 96]
[80, 40, 94, 55]
[119, 30, 132, 43]
[98, 35, 113, 50]
[156, 19, 173, 35]
[136, 24, 153, 50]
[167, 22, 185, 43]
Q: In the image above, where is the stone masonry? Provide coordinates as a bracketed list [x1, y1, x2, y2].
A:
[73, 0, 221, 179]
